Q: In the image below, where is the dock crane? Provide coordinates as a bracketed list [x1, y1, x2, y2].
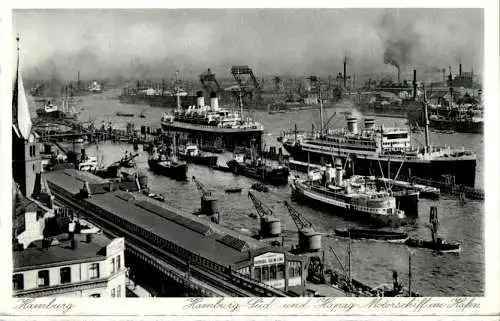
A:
[283, 201, 322, 252]
[192, 176, 219, 221]
[248, 191, 282, 238]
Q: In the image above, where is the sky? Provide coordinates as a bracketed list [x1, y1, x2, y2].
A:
[13, 8, 484, 82]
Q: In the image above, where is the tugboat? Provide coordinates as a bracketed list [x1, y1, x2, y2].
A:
[147, 138, 188, 181]
[227, 141, 289, 185]
[290, 160, 407, 226]
[177, 144, 218, 167]
[404, 206, 460, 253]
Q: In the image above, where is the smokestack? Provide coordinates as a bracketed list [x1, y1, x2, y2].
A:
[196, 91, 205, 108]
[412, 70, 417, 100]
[210, 92, 219, 110]
[343, 59, 347, 88]
[397, 67, 400, 84]
[364, 118, 375, 130]
[459, 64, 462, 76]
[346, 117, 358, 134]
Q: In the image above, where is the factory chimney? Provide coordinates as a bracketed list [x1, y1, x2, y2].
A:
[343, 58, 347, 88]
[459, 64, 462, 77]
[397, 67, 400, 84]
[412, 69, 417, 100]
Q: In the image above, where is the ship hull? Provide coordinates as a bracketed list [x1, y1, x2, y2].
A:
[334, 229, 409, 242]
[283, 144, 477, 187]
[227, 161, 289, 185]
[291, 183, 409, 227]
[177, 153, 218, 167]
[162, 121, 263, 151]
[404, 238, 460, 253]
[147, 159, 188, 181]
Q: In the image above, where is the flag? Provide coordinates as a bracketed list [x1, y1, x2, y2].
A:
[12, 45, 32, 140]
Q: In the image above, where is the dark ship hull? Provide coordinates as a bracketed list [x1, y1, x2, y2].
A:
[119, 94, 197, 107]
[283, 144, 476, 188]
[405, 238, 460, 253]
[334, 228, 409, 242]
[226, 160, 289, 185]
[147, 159, 188, 180]
[162, 121, 263, 151]
[177, 153, 218, 167]
[36, 109, 67, 119]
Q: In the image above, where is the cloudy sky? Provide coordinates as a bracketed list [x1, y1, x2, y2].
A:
[13, 8, 483, 82]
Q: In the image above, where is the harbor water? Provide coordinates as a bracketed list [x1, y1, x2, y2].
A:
[35, 91, 484, 296]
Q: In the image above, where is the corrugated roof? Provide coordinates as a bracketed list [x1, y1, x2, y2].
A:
[217, 234, 250, 252]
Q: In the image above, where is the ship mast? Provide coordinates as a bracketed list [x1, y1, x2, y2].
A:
[319, 79, 324, 134]
[422, 83, 430, 153]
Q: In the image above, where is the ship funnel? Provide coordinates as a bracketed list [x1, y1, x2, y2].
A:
[364, 118, 375, 130]
[196, 91, 205, 108]
[210, 92, 219, 110]
[334, 159, 343, 185]
[346, 117, 358, 134]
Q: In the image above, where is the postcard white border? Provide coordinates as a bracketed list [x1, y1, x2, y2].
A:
[0, 0, 498, 318]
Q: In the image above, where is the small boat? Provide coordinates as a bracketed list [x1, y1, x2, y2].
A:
[334, 228, 409, 242]
[404, 237, 460, 253]
[225, 187, 242, 193]
[147, 144, 188, 181]
[116, 112, 134, 117]
[248, 213, 258, 219]
[177, 144, 218, 167]
[404, 206, 460, 253]
[251, 183, 269, 193]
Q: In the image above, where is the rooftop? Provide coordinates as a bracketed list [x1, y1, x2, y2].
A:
[13, 232, 113, 272]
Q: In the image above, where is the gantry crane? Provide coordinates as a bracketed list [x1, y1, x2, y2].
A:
[284, 201, 321, 252]
[230, 65, 262, 108]
[248, 191, 281, 238]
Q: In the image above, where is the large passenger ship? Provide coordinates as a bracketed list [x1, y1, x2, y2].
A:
[161, 91, 264, 151]
[280, 76, 477, 187]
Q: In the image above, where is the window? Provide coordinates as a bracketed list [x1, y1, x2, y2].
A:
[277, 264, 285, 279]
[13, 274, 24, 290]
[117, 255, 121, 271]
[60, 267, 71, 284]
[89, 263, 100, 280]
[38, 270, 49, 287]
[254, 267, 262, 282]
[110, 258, 116, 273]
[116, 285, 121, 298]
[261, 266, 269, 282]
[111, 288, 116, 298]
[270, 265, 277, 280]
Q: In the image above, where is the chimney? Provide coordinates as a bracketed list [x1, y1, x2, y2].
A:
[459, 64, 462, 76]
[397, 67, 400, 84]
[364, 118, 375, 130]
[412, 69, 417, 100]
[210, 92, 219, 110]
[343, 59, 347, 88]
[346, 117, 358, 134]
[196, 91, 205, 108]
